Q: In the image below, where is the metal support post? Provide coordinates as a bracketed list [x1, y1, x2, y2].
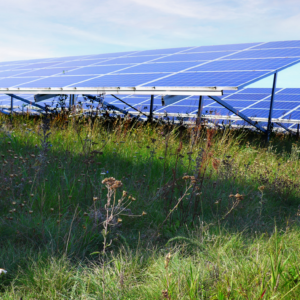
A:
[149, 95, 154, 121]
[10, 96, 13, 114]
[196, 95, 203, 125]
[267, 72, 278, 142]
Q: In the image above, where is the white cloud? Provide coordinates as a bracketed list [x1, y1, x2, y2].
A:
[0, 0, 300, 63]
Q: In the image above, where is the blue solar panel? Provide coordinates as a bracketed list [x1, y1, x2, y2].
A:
[183, 43, 261, 53]
[250, 101, 297, 110]
[278, 88, 300, 94]
[0, 40, 299, 97]
[155, 52, 232, 62]
[225, 93, 270, 100]
[134, 47, 192, 56]
[53, 59, 110, 68]
[240, 88, 278, 94]
[67, 65, 133, 75]
[142, 71, 268, 87]
[0, 70, 32, 77]
[253, 41, 300, 49]
[227, 48, 300, 59]
[15, 68, 71, 77]
[117, 62, 199, 73]
[189, 58, 299, 71]
[101, 56, 162, 65]
[155, 106, 197, 114]
[75, 74, 170, 88]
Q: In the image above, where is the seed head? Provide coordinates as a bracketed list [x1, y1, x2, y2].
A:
[165, 252, 171, 269]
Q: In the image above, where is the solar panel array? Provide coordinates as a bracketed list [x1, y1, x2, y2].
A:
[2, 88, 300, 130]
[0, 40, 300, 93]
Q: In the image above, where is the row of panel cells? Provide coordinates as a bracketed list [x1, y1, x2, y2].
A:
[0, 57, 297, 79]
[1, 40, 300, 68]
[4, 50, 298, 74]
[142, 71, 269, 87]
[4, 58, 298, 80]
[228, 94, 300, 101]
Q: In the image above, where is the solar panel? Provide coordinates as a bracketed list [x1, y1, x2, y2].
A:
[0, 40, 299, 95]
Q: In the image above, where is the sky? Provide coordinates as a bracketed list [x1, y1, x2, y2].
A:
[0, 0, 299, 88]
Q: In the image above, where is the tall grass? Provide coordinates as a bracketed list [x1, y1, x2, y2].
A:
[0, 114, 300, 299]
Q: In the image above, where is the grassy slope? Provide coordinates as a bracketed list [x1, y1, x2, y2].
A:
[0, 115, 300, 299]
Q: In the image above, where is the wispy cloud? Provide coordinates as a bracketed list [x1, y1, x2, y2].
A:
[0, 0, 300, 63]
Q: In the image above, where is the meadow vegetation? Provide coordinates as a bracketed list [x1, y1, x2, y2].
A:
[1, 114, 300, 299]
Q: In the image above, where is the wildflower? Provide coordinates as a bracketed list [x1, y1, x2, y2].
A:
[29, 211, 33, 214]
[142, 211, 147, 216]
[102, 177, 123, 190]
[83, 212, 88, 216]
[93, 197, 98, 201]
[122, 191, 128, 197]
[0, 269, 7, 275]
[234, 193, 244, 200]
[117, 218, 122, 223]
[131, 197, 136, 201]
[50, 208, 54, 212]
[12, 202, 16, 205]
[30, 194, 34, 197]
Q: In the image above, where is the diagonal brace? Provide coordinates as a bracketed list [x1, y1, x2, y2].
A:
[6, 94, 46, 111]
[209, 96, 266, 133]
[275, 122, 296, 135]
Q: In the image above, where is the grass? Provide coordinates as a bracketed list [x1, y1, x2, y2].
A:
[1, 114, 300, 299]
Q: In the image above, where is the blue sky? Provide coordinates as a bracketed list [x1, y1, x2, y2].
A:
[0, 0, 299, 88]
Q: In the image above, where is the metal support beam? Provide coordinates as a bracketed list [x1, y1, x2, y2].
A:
[209, 96, 266, 133]
[6, 94, 46, 111]
[275, 122, 296, 135]
[196, 95, 203, 125]
[10, 96, 13, 114]
[69, 94, 75, 107]
[149, 95, 154, 121]
[267, 73, 278, 141]
[111, 94, 147, 117]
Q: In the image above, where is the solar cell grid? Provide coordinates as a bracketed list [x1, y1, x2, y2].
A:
[115, 62, 199, 73]
[100, 56, 162, 65]
[189, 58, 299, 71]
[278, 88, 300, 94]
[183, 42, 260, 53]
[155, 105, 197, 114]
[133, 47, 192, 56]
[14, 68, 72, 77]
[66, 65, 134, 75]
[225, 93, 270, 100]
[53, 59, 111, 68]
[0, 70, 34, 78]
[253, 41, 300, 49]
[154, 52, 232, 63]
[141, 71, 268, 88]
[227, 48, 300, 59]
